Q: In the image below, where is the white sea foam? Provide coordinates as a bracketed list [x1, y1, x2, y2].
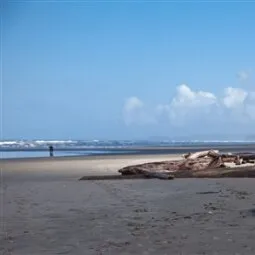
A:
[0, 139, 255, 150]
[34, 140, 74, 144]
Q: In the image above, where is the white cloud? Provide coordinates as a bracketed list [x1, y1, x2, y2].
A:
[155, 85, 218, 126]
[223, 87, 248, 109]
[124, 97, 143, 112]
[123, 97, 143, 125]
[171, 84, 217, 108]
[123, 96, 156, 125]
[123, 84, 255, 129]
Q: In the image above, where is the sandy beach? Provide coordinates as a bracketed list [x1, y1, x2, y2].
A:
[0, 154, 182, 181]
[1, 154, 255, 255]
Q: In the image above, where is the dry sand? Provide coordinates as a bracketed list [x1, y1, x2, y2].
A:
[1, 154, 255, 255]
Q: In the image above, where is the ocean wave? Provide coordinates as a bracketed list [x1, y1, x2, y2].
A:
[34, 140, 74, 144]
[1, 139, 255, 150]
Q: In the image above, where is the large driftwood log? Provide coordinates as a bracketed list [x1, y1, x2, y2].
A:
[118, 160, 183, 175]
[119, 151, 225, 176]
[116, 149, 255, 180]
[118, 150, 255, 176]
[79, 150, 255, 181]
[80, 166, 255, 181]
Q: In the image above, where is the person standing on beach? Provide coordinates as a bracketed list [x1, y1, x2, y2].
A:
[49, 145, 54, 157]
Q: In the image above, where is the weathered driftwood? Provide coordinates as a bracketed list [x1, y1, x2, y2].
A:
[80, 166, 255, 181]
[118, 150, 255, 176]
[243, 160, 255, 164]
[119, 152, 223, 175]
[142, 172, 174, 180]
[118, 161, 182, 175]
[234, 153, 255, 161]
[79, 150, 255, 181]
[184, 150, 219, 159]
[137, 168, 174, 179]
[174, 166, 255, 178]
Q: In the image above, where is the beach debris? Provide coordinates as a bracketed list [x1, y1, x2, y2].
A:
[139, 171, 174, 180]
[183, 150, 219, 160]
[118, 150, 255, 179]
[79, 150, 255, 181]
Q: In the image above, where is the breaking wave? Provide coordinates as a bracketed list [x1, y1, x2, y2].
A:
[1, 139, 255, 150]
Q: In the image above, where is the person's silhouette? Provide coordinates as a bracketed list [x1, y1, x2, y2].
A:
[49, 145, 54, 157]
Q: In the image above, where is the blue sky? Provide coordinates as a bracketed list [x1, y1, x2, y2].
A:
[2, 1, 255, 140]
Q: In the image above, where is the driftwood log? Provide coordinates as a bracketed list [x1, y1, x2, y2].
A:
[118, 150, 225, 176]
[79, 166, 255, 181]
[175, 166, 255, 178]
[118, 150, 254, 178]
[118, 161, 181, 176]
[79, 150, 255, 181]
[137, 168, 174, 179]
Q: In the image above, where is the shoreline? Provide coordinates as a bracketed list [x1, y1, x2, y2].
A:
[0, 152, 182, 162]
[2, 144, 255, 161]
[2, 143, 255, 152]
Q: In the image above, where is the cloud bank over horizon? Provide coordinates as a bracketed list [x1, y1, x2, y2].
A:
[123, 73, 255, 134]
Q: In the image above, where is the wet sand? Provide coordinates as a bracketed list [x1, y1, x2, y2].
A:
[0, 154, 181, 181]
[1, 155, 255, 254]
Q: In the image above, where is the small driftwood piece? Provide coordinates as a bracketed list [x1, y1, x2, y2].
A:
[174, 166, 255, 178]
[234, 153, 255, 161]
[137, 167, 174, 180]
[143, 172, 174, 180]
[184, 150, 219, 160]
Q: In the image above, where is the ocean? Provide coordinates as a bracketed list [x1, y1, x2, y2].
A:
[0, 150, 138, 159]
[1, 139, 255, 159]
